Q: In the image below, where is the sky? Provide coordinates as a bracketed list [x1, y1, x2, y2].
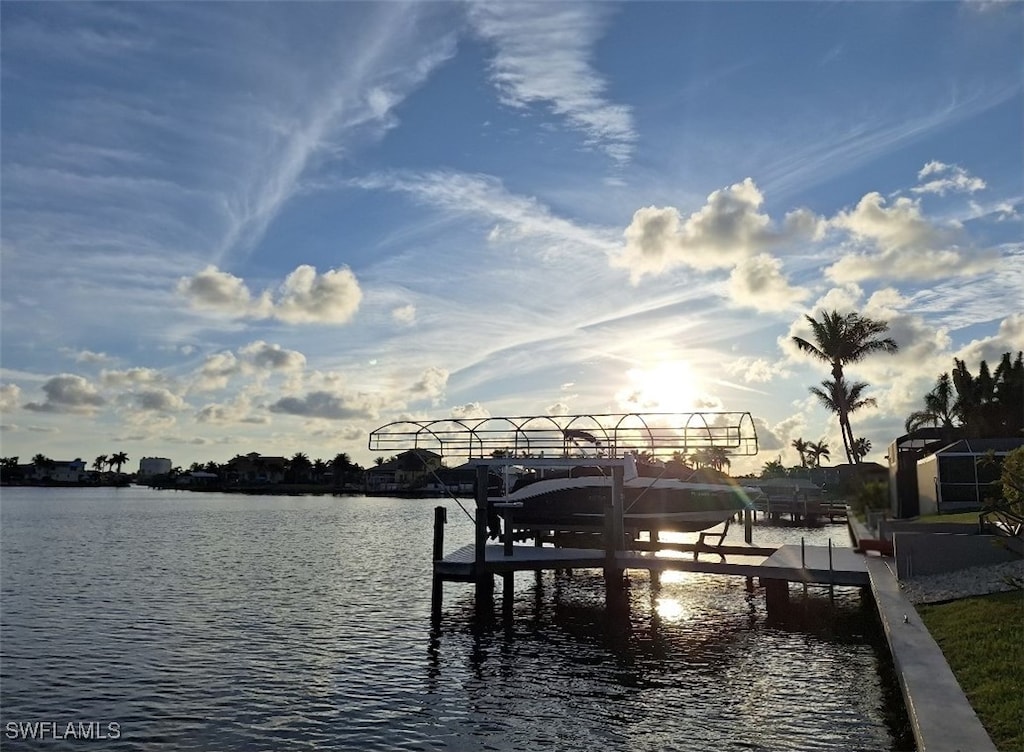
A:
[1, 1, 1022, 475]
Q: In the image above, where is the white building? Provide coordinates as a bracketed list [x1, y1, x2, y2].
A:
[138, 457, 172, 478]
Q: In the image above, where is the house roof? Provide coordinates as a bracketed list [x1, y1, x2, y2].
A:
[931, 438, 1024, 456]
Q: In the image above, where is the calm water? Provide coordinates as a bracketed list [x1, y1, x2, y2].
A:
[0, 486, 911, 751]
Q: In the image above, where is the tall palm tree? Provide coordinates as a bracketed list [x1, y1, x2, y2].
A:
[93, 455, 108, 472]
[793, 310, 897, 458]
[805, 440, 831, 467]
[110, 452, 129, 474]
[809, 378, 877, 464]
[791, 438, 809, 467]
[792, 310, 899, 383]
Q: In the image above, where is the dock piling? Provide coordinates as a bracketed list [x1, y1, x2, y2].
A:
[431, 505, 446, 621]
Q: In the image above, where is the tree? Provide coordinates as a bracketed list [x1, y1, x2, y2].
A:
[805, 440, 831, 467]
[110, 452, 129, 474]
[792, 310, 897, 462]
[792, 310, 898, 383]
[289, 452, 312, 482]
[851, 437, 872, 463]
[761, 457, 786, 478]
[809, 378, 877, 464]
[1000, 446, 1024, 514]
[93, 455, 108, 472]
[904, 351, 1024, 438]
[791, 438, 809, 467]
[905, 373, 957, 432]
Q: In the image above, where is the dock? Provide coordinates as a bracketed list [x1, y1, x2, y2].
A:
[433, 537, 868, 618]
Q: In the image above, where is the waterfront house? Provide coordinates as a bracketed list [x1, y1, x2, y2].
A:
[365, 449, 442, 493]
[224, 453, 288, 484]
[30, 458, 88, 483]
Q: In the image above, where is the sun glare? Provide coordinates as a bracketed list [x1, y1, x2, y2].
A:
[616, 360, 703, 414]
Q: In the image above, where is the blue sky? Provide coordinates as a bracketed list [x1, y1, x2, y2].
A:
[1, 1, 1022, 474]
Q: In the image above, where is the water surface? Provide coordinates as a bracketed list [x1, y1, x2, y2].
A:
[0, 486, 911, 750]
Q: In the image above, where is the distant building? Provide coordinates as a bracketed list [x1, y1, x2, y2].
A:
[138, 457, 173, 479]
[365, 449, 442, 493]
[224, 453, 288, 484]
[30, 459, 87, 483]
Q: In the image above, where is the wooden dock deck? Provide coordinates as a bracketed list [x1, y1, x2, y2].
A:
[436, 542, 869, 587]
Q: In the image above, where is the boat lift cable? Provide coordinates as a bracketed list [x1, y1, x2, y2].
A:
[417, 454, 476, 524]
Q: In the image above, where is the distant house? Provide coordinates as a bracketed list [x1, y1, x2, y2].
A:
[30, 458, 88, 483]
[224, 453, 288, 484]
[138, 457, 172, 479]
[421, 464, 478, 496]
[365, 450, 442, 493]
[177, 470, 219, 488]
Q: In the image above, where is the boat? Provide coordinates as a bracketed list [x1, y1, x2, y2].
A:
[489, 454, 759, 534]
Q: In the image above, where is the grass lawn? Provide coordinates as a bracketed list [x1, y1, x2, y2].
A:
[918, 591, 1024, 751]
[912, 511, 983, 524]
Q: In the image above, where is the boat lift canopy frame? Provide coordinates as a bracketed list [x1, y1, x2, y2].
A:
[368, 411, 758, 461]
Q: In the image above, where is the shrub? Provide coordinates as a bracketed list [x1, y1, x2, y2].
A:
[850, 480, 889, 517]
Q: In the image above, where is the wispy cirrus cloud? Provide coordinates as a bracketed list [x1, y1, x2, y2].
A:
[468, 2, 636, 163]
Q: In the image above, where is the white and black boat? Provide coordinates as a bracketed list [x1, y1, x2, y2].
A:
[490, 455, 758, 534]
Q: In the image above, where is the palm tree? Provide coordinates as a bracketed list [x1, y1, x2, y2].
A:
[761, 458, 786, 478]
[289, 452, 312, 482]
[809, 378, 877, 464]
[793, 310, 897, 460]
[110, 452, 129, 474]
[93, 455, 108, 472]
[805, 440, 831, 467]
[905, 372, 957, 432]
[704, 447, 731, 473]
[851, 437, 872, 463]
[791, 438, 809, 467]
[792, 310, 899, 383]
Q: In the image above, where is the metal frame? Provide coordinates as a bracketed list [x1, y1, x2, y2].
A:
[368, 411, 758, 460]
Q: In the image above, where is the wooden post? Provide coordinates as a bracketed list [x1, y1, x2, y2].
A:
[743, 506, 753, 544]
[604, 463, 625, 600]
[474, 465, 494, 609]
[502, 572, 514, 617]
[431, 506, 446, 620]
[765, 579, 789, 617]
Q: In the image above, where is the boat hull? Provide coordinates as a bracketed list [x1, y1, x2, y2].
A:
[495, 478, 753, 533]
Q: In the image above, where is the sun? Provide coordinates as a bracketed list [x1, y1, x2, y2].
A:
[616, 360, 704, 414]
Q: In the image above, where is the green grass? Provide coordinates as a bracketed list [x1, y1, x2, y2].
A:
[911, 511, 982, 524]
[918, 591, 1024, 752]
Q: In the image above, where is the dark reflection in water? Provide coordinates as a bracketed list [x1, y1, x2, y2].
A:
[2, 488, 911, 751]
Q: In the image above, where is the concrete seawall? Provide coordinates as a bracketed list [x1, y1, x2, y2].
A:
[849, 514, 998, 752]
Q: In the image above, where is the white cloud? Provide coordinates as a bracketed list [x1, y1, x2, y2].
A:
[826, 192, 999, 282]
[238, 341, 307, 371]
[392, 304, 416, 326]
[615, 179, 820, 282]
[410, 366, 449, 400]
[269, 390, 382, 420]
[468, 2, 635, 162]
[23, 374, 106, 414]
[131, 388, 186, 413]
[177, 264, 362, 325]
[727, 254, 809, 312]
[193, 352, 243, 392]
[724, 357, 789, 384]
[101, 367, 170, 388]
[0, 384, 23, 412]
[451, 402, 489, 419]
[913, 161, 986, 195]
